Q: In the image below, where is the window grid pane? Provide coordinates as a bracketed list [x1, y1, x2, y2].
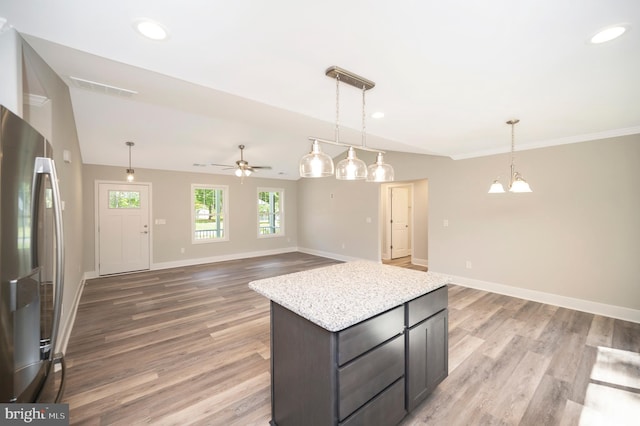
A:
[258, 190, 282, 235]
[194, 187, 225, 240]
[109, 191, 140, 209]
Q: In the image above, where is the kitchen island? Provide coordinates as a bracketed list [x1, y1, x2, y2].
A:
[249, 261, 450, 426]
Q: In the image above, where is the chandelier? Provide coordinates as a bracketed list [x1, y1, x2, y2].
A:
[488, 119, 532, 193]
[300, 66, 394, 182]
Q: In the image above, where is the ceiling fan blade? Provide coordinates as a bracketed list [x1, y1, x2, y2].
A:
[251, 166, 272, 170]
[211, 163, 235, 168]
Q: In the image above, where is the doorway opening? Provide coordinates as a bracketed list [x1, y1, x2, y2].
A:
[380, 180, 428, 270]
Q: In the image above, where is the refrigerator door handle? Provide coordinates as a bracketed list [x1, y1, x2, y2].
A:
[34, 157, 65, 360]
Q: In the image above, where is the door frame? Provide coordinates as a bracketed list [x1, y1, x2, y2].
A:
[94, 180, 153, 276]
[381, 182, 414, 261]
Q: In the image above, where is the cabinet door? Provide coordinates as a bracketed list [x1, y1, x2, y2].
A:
[406, 309, 448, 412]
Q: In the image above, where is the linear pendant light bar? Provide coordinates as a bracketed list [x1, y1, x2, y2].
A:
[307, 137, 386, 153]
[325, 66, 375, 91]
[300, 65, 394, 181]
[307, 66, 381, 152]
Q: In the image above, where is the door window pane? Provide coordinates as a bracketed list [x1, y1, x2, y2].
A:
[109, 191, 140, 208]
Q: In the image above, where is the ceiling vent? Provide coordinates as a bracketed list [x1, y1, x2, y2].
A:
[67, 76, 138, 97]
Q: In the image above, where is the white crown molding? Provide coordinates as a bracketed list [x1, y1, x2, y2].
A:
[451, 126, 640, 160]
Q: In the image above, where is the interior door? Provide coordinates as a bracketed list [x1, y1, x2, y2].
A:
[391, 187, 410, 259]
[98, 183, 150, 275]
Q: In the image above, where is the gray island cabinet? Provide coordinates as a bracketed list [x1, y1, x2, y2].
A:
[249, 261, 450, 426]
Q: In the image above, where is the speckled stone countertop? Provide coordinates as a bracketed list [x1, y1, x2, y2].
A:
[249, 261, 450, 332]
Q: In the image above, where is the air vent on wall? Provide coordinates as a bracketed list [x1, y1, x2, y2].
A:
[67, 76, 138, 97]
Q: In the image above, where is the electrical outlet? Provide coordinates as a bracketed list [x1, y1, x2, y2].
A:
[443, 219, 449, 227]
[466, 260, 472, 269]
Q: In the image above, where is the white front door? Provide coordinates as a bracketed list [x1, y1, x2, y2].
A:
[391, 187, 410, 259]
[98, 183, 150, 275]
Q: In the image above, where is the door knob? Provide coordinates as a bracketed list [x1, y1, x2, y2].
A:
[141, 231, 148, 234]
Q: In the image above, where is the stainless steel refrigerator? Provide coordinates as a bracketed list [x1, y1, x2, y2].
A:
[0, 105, 65, 403]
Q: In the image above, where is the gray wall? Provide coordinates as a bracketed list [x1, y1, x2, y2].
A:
[82, 164, 298, 272]
[297, 150, 381, 261]
[412, 179, 429, 264]
[298, 135, 640, 312]
[0, 31, 86, 350]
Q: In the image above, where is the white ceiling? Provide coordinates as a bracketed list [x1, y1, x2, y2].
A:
[2, 1, 640, 180]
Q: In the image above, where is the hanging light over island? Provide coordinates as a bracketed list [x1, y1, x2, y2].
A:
[300, 66, 394, 182]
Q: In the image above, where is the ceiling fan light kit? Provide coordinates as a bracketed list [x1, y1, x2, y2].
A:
[211, 144, 271, 180]
[301, 66, 394, 182]
[488, 119, 533, 194]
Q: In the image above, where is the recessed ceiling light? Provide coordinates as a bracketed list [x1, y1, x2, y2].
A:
[590, 24, 629, 44]
[134, 19, 168, 41]
[371, 111, 385, 119]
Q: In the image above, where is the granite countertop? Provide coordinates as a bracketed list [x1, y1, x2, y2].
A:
[248, 261, 450, 332]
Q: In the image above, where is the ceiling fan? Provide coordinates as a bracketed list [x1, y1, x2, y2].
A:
[211, 144, 272, 177]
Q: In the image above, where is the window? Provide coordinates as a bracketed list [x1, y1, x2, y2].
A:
[109, 190, 140, 209]
[192, 184, 228, 243]
[258, 188, 283, 237]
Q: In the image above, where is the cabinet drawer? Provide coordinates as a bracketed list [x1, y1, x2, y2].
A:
[338, 335, 404, 421]
[407, 286, 448, 327]
[338, 305, 404, 365]
[339, 378, 406, 426]
[338, 306, 404, 365]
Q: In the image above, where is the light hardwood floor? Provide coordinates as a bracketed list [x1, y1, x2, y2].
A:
[382, 256, 427, 272]
[63, 253, 640, 425]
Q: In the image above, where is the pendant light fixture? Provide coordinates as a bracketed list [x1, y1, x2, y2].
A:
[488, 119, 532, 193]
[300, 139, 335, 177]
[368, 152, 395, 182]
[336, 146, 367, 180]
[125, 141, 135, 182]
[301, 66, 394, 182]
[362, 85, 394, 182]
[336, 79, 368, 180]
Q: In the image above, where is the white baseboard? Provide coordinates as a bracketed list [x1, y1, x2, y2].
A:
[85, 247, 301, 279]
[56, 276, 87, 355]
[440, 273, 640, 324]
[412, 257, 428, 267]
[151, 247, 300, 271]
[297, 247, 370, 263]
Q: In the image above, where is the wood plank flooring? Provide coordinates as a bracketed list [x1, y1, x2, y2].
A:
[382, 256, 427, 272]
[63, 253, 640, 425]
